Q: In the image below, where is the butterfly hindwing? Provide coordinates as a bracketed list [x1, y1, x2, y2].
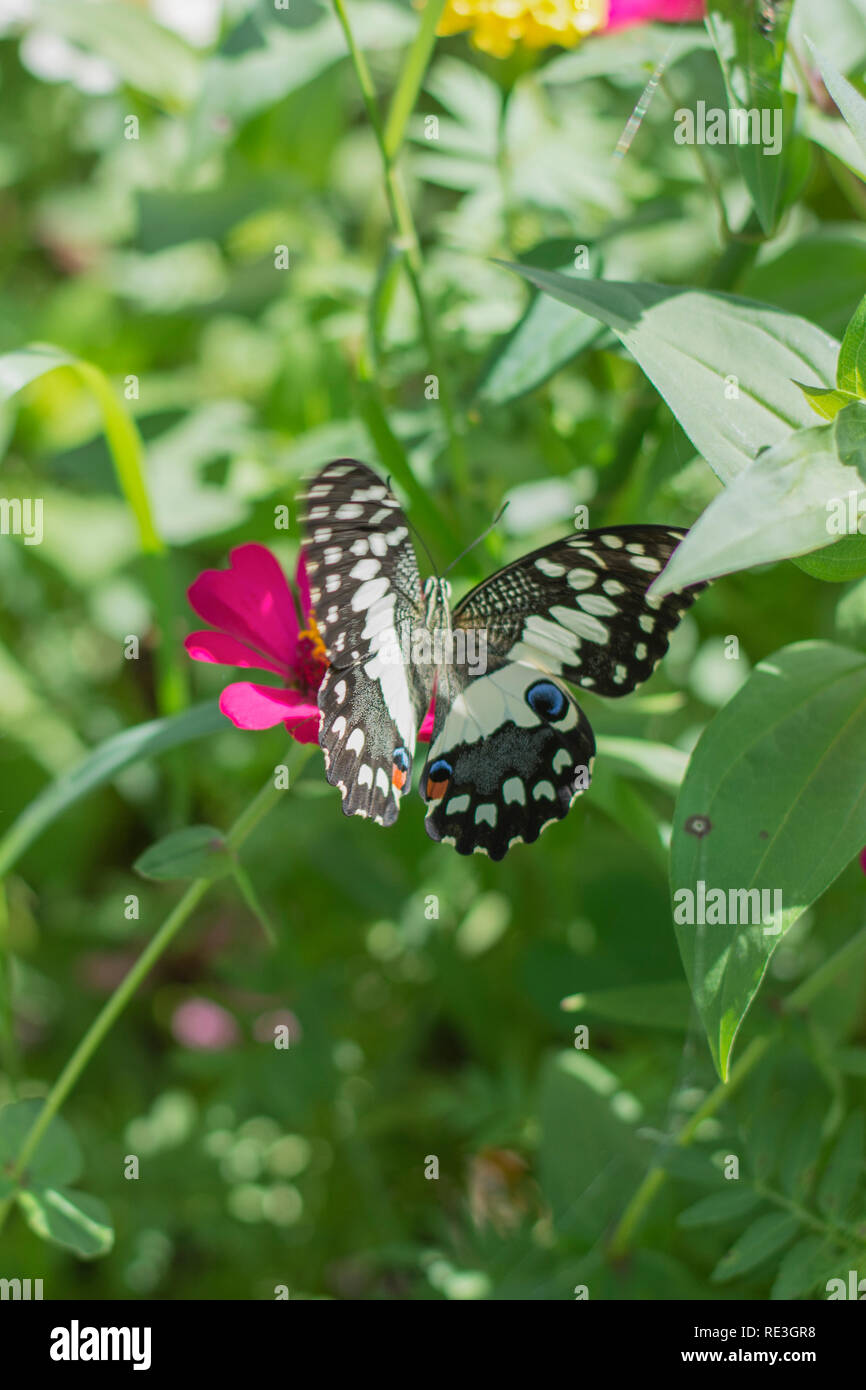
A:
[421, 662, 595, 859]
[300, 459, 431, 825]
[453, 525, 704, 697]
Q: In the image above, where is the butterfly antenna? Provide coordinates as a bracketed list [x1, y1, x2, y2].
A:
[384, 474, 441, 578]
[613, 40, 675, 160]
[442, 502, 509, 578]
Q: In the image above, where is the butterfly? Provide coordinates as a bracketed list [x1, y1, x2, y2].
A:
[300, 459, 705, 860]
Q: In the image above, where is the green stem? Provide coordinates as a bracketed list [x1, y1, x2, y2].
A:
[608, 1035, 771, 1258]
[608, 924, 866, 1258]
[332, 0, 467, 492]
[0, 743, 312, 1229]
[383, 0, 447, 162]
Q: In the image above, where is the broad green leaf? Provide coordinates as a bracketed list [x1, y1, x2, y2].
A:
[477, 288, 602, 404]
[817, 1110, 864, 1221]
[706, 1, 794, 233]
[16, 1186, 114, 1260]
[677, 1188, 763, 1228]
[794, 383, 860, 420]
[561, 981, 691, 1031]
[711, 1212, 800, 1282]
[671, 642, 866, 1078]
[657, 405, 866, 594]
[134, 826, 233, 883]
[0, 701, 224, 878]
[0, 1100, 82, 1187]
[771, 1236, 835, 1300]
[837, 292, 866, 396]
[500, 266, 838, 485]
[807, 40, 866, 167]
[794, 535, 866, 583]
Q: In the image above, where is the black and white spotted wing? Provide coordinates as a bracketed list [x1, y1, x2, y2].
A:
[419, 526, 705, 859]
[299, 459, 432, 826]
[451, 526, 706, 695]
[421, 661, 596, 860]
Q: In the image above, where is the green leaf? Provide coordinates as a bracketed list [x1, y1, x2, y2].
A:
[0, 701, 224, 878]
[134, 826, 234, 883]
[188, 3, 415, 164]
[706, 1, 795, 234]
[0, 343, 75, 398]
[794, 383, 860, 420]
[671, 642, 866, 1079]
[538, 1052, 645, 1237]
[657, 405, 866, 594]
[711, 1212, 800, 1282]
[771, 1236, 835, 1300]
[542, 22, 711, 83]
[561, 981, 692, 1031]
[0, 1100, 82, 1187]
[677, 1188, 763, 1228]
[42, 0, 199, 107]
[807, 40, 866, 167]
[478, 274, 602, 404]
[817, 1110, 864, 1221]
[16, 1186, 114, 1260]
[499, 266, 838, 485]
[837, 292, 866, 396]
[794, 535, 866, 584]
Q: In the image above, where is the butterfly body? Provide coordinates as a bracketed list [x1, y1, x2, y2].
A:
[301, 459, 704, 859]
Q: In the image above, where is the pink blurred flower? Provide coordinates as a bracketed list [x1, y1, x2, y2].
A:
[607, 0, 704, 27]
[171, 997, 240, 1051]
[185, 544, 327, 744]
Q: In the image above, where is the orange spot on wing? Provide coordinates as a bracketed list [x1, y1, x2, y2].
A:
[426, 777, 449, 801]
[392, 764, 408, 791]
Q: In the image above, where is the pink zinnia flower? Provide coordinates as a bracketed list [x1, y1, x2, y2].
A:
[185, 544, 327, 744]
[607, 0, 704, 28]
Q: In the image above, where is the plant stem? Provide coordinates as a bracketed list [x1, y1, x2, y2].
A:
[383, 0, 447, 162]
[332, 0, 467, 492]
[608, 1035, 771, 1258]
[0, 743, 312, 1230]
[608, 924, 866, 1257]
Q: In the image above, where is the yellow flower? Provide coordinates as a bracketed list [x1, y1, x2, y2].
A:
[437, 0, 608, 58]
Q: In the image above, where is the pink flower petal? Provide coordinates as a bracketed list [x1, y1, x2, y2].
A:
[418, 698, 435, 743]
[281, 695, 322, 745]
[219, 682, 318, 731]
[184, 630, 289, 677]
[296, 551, 313, 622]
[188, 544, 299, 671]
[606, 0, 704, 27]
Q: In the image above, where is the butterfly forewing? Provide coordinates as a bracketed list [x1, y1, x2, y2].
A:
[300, 459, 431, 825]
[453, 525, 704, 697]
